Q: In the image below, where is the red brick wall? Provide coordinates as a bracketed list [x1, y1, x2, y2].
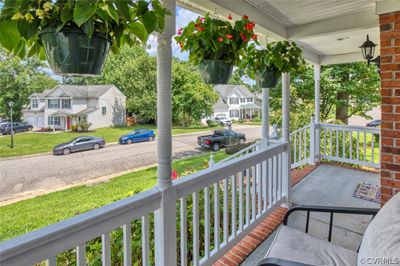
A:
[379, 11, 400, 204]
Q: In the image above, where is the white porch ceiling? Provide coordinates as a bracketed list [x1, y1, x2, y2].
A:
[176, 0, 391, 65]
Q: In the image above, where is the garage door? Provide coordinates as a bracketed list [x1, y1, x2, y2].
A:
[37, 117, 44, 128]
[25, 116, 37, 127]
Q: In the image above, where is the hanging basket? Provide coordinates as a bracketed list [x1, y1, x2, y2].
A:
[39, 28, 111, 76]
[256, 70, 280, 88]
[198, 60, 233, 85]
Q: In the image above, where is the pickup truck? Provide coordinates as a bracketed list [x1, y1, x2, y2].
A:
[198, 129, 246, 151]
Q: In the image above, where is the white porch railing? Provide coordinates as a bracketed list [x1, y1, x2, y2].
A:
[0, 142, 290, 266]
[290, 124, 312, 169]
[319, 123, 381, 168]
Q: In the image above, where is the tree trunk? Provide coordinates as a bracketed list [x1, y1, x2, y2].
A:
[335, 92, 349, 124]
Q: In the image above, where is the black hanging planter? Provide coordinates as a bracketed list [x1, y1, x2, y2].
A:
[198, 60, 233, 85]
[39, 28, 111, 76]
[255, 70, 280, 88]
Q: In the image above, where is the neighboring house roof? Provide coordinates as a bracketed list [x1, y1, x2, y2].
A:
[214, 98, 229, 111]
[214, 85, 254, 98]
[44, 84, 125, 98]
[30, 89, 52, 98]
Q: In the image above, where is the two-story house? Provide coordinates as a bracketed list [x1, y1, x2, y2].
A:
[212, 85, 260, 120]
[23, 84, 126, 131]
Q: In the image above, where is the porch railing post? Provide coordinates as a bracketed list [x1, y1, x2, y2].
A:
[314, 64, 321, 162]
[281, 73, 291, 205]
[154, 1, 176, 265]
[261, 87, 270, 145]
[309, 116, 316, 165]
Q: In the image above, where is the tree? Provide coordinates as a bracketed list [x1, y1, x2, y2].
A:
[66, 45, 218, 125]
[0, 49, 57, 121]
[172, 60, 219, 126]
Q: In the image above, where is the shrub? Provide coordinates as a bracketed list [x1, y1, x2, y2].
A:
[252, 117, 261, 122]
[225, 141, 256, 154]
[238, 119, 244, 124]
[70, 124, 78, 132]
[206, 119, 218, 127]
[78, 120, 92, 132]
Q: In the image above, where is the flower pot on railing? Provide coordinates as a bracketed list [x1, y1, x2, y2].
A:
[255, 70, 280, 88]
[39, 28, 111, 76]
[198, 60, 233, 85]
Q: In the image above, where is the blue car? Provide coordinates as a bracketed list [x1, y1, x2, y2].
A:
[119, 129, 156, 144]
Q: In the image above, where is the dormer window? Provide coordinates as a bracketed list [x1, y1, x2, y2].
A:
[240, 98, 246, 103]
[32, 99, 38, 108]
[247, 97, 253, 103]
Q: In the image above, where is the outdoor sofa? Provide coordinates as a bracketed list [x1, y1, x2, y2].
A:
[258, 192, 400, 266]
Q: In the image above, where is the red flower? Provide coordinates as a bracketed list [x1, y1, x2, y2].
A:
[240, 33, 247, 42]
[243, 15, 249, 19]
[226, 34, 233, 40]
[252, 34, 257, 40]
[246, 21, 255, 31]
[217, 36, 224, 42]
[228, 14, 233, 20]
[171, 170, 178, 180]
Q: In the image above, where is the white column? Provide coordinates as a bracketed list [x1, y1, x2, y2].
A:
[261, 88, 269, 142]
[281, 73, 291, 206]
[154, 1, 176, 265]
[314, 64, 321, 162]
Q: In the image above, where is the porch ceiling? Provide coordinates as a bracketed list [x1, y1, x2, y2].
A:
[176, 0, 394, 65]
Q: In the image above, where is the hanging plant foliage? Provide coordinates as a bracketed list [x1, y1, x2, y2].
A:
[0, 0, 170, 76]
[175, 13, 258, 84]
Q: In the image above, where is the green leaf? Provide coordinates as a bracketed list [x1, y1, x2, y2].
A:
[82, 19, 95, 37]
[114, 1, 130, 20]
[0, 20, 20, 52]
[73, 0, 98, 27]
[142, 11, 157, 33]
[105, 3, 120, 24]
[13, 37, 26, 58]
[60, 5, 73, 23]
[17, 20, 37, 40]
[129, 22, 148, 43]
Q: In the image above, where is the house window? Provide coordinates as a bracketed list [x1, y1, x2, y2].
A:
[229, 98, 239, 104]
[62, 99, 71, 109]
[48, 99, 59, 109]
[229, 109, 239, 118]
[247, 97, 253, 102]
[102, 107, 107, 115]
[32, 99, 38, 108]
[48, 116, 60, 126]
[240, 98, 246, 103]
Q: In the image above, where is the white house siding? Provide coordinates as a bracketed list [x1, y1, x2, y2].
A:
[23, 111, 45, 128]
[86, 87, 126, 129]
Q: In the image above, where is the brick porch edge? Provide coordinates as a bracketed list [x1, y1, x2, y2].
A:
[214, 164, 318, 266]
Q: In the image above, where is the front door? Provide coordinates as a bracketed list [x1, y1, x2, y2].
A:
[67, 117, 71, 130]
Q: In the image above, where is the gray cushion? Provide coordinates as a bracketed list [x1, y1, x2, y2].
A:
[265, 225, 358, 265]
[358, 192, 400, 266]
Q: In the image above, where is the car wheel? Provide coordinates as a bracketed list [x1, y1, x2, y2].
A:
[213, 143, 220, 151]
[239, 138, 245, 144]
[62, 148, 71, 155]
[93, 143, 100, 150]
[149, 136, 155, 141]
[127, 139, 132, 144]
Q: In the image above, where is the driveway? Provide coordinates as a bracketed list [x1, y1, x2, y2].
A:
[0, 125, 261, 204]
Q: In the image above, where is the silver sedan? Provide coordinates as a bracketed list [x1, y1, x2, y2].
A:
[53, 136, 106, 155]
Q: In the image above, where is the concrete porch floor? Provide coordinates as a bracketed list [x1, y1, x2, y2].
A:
[241, 164, 380, 265]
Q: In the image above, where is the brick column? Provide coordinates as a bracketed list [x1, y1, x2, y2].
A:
[379, 11, 400, 204]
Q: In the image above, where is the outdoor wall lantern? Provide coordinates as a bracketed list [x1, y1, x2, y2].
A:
[359, 34, 380, 71]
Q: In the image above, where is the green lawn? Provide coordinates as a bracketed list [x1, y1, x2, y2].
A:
[0, 151, 228, 241]
[0, 125, 218, 157]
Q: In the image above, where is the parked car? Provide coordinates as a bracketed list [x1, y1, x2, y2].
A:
[1, 122, 33, 135]
[198, 129, 246, 151]
[214, 114, 232, 126]
[53, 136, 105, 155]
[119, 129, 156, 144]
[366, 119, 381, 127]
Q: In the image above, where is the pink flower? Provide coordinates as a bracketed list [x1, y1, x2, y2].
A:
[217, 36, 224, 42]
[226, 34, 233, 40]
[171, 170, 178, 180]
